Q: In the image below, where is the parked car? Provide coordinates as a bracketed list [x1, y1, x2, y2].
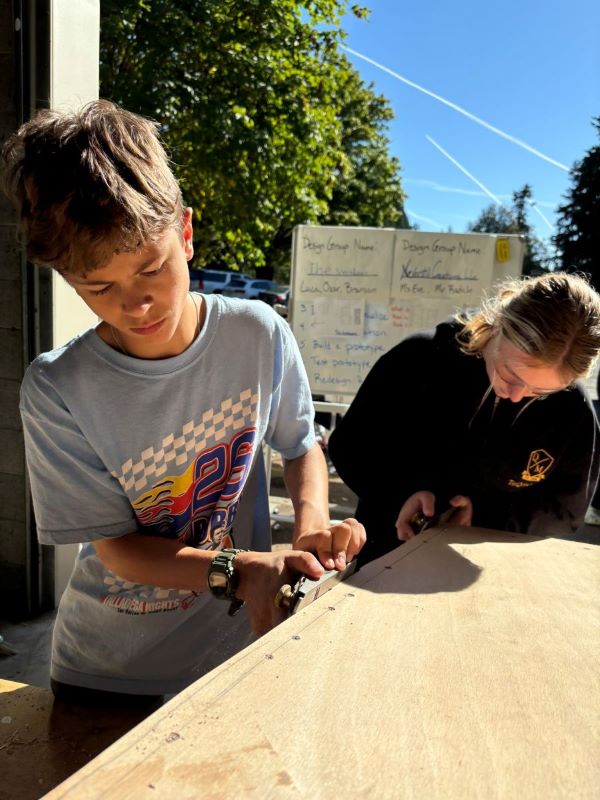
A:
[188, 269, 227, 293]
[223, 278, 277, 299]
[189, 269, 252, 294]
[243, 279, 278, 299]
[188, 269, 206, 291]
[222, 274, 251, 297]
[259, 286, 289, 317]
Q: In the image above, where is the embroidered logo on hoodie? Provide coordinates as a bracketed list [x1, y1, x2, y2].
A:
[521, 449, 555, 483]
[507, 449, 555, 489]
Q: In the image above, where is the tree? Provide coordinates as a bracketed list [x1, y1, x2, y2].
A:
[467, 184, 550, 276]
[553, 118, 600, 290]
[100, 1, 406, 278]
[317, 57, 406, 230]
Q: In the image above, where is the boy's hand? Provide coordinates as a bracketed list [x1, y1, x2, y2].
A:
[233, 550, 324, 635]
[293, 518, 366, 571]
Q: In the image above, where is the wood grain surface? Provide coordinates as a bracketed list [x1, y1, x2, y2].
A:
[42, 528, 600, 800]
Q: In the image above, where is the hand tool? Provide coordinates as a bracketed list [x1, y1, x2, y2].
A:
[409, 506, 454, 535]
[274, 559, 358, 615]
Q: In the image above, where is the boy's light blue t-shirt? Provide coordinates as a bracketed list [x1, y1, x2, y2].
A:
[20, 295, 315, 694]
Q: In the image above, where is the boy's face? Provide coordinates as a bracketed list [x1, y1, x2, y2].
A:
[68, 209, 196, 359]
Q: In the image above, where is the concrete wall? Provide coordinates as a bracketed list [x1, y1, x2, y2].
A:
[49, 0, 99, 606]
[50, 0, 99, 350]
[0, 0, 31, 614]
[0, 0, 99, 616]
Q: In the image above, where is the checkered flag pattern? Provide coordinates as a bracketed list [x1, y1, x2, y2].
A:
[111, 388, 259, 493]
[103, 574, 190, 600]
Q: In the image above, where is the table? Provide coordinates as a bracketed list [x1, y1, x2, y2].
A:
[42, 527, 600, 799]
[0, 679, 155, 800]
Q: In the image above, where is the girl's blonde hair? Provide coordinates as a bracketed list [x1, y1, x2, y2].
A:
[457, 272, 600, 381]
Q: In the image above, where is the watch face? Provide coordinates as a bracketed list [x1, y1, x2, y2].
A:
[208, 572, 228, 590]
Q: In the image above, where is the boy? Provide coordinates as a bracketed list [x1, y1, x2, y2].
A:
[1, 101, 365, 700]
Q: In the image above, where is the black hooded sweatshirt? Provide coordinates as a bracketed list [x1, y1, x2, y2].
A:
[328, 320, 599, 565]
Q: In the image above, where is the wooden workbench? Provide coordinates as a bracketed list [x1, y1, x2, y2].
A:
[42, 528, 600, 799]
[0, 679, 159, 800]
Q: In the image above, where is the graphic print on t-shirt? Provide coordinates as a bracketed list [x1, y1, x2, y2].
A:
[102, 389, 259, 614]
[111, 388, 259, 546]
[101, 575, 203, 615]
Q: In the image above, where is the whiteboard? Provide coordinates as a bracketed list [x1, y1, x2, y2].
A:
[290, 225, 524, 397]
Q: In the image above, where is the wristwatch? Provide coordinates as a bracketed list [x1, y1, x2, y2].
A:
[207, 548, 247, 616]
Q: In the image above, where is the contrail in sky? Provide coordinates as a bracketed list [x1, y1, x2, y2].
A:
[524, 201, 555, 232]
[426, 136, 503, 205]
[405, 209, 445, 229]
[426, 135, 555, 232]
[341, 46, 569, 172]
[404, 179, 555, 208]
[405, 179, 491, 198]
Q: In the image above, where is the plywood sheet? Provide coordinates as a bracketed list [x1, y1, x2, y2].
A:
[42, 529, 600, 799]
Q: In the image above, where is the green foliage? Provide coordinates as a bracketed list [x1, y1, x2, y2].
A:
[467, 184, 550, 276]
[553, 118, 600, 290]
[317, 58, 406, 231]
[100, 0, 406, 279]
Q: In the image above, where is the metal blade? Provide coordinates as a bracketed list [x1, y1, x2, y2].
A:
[287, 559, 358, 614]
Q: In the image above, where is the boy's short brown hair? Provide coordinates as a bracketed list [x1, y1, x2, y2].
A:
[1, 100, 183, 275]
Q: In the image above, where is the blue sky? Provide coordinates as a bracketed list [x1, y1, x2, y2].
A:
[339, 0, 599, 246]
